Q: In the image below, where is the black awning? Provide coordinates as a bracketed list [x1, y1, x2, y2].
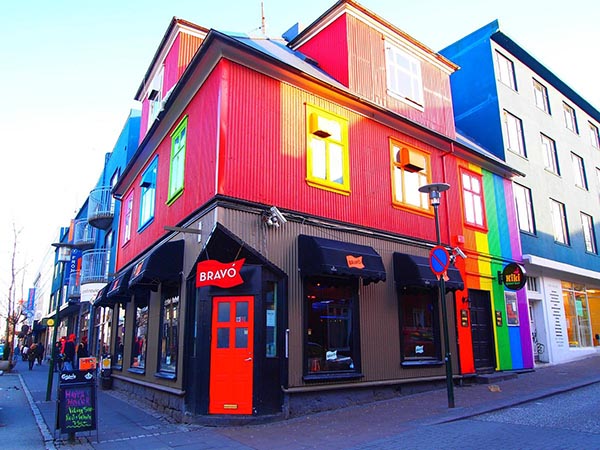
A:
[298, 234, 386, 285]
[106, 267, 133, 303]
[92, 285, 110, 308]
[129, 239, 184, 291]
[393, 252, 464, 292]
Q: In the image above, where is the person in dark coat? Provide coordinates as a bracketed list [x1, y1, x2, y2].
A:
[63, 334, 76, 371]
[77, 336, 89, 365]
[28, 343, 38, 370]
[36, 343, 45, 365]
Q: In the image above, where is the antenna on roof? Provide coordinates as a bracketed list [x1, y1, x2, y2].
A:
[260, 1, 267, 36]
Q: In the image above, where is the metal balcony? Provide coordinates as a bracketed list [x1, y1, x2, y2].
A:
[80, 249, 111, 285]
[73, 219, 97, 250]
[88, 186, 115, 230]
[67, 270, 81, 300]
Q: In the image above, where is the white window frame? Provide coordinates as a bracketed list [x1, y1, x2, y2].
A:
[550, 199, 569, 245]
[385, 42, 424, 108]
[563, 102, 578, 133]
[581, 212, 597, 254]
[139, 158, 157, 229]
[589, 122, 600, 149]
[461, 170, 485, 227]
[514, 183, 535, 234]
[571, 152, 587, 189]
[496, 50, 517, 90]
[541, 133, 559, 174]
[533, 78, 550, 113]
[503, 110, 526, 157]
[123, 193, 133, 244]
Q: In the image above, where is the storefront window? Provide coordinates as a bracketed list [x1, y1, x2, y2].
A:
[399, 288, 440, 362]
[305, 277, 358, 375]
[562, 282, 592, 347]
[266, 282, 277, 358]
[94, 307, 112, 358]
[159, 288, 179, 374]
[132, 301, 149, 371]
[114, 304, 126, 368]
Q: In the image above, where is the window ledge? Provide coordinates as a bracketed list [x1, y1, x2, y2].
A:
[127, 367, 145, 375]
[303, 372, 364, 382]
[154, 371, 176, 380]
[111, 364, 123, 371]
[401, 360, 443, 367]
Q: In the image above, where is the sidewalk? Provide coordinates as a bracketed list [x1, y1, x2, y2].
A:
[9, 352, 600, 449]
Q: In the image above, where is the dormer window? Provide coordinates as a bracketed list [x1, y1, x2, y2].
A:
[384, 42, 424, 108]
[148, 66, 164, 127]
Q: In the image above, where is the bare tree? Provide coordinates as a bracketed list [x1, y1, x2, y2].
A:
[3, 223, 25, 363]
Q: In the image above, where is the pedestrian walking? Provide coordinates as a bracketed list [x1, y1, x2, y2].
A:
[63, 334, 76, 371]
[27, 343, 38, 370]
[36, 343, 44, 365]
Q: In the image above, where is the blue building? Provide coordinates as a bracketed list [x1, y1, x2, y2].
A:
[441, 20, 600, 364]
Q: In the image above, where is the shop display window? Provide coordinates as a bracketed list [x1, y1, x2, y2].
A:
[158, 287, 179, 376]
[399, 288, 440, 362]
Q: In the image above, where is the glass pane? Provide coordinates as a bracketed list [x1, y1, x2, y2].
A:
[217, 302, 230, 322]
[329, 143, 344, 184]
[217, 328, 229, 348]
[235, 328, 248, 348]
[236, 301, 248, 323]
[311, 139, 326, 180]
[266, 282, 277, 358]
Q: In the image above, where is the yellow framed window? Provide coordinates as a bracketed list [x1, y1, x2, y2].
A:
[390, 139, 431, 210]
[306, 105, 350, 194]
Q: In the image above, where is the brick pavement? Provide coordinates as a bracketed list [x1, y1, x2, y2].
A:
[8, 351, 600, 449]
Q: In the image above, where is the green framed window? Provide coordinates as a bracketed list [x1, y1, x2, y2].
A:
[168, 117, 187, 202]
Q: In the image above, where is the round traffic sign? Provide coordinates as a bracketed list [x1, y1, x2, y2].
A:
[429, 246, 450, 276]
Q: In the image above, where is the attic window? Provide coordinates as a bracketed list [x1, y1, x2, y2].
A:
[385, 42, 424, 108]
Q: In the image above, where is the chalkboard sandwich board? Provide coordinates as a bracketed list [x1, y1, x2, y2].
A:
[58, 370, 97, 434]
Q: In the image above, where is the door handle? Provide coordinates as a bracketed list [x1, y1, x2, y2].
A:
[244, 357, 252, 362]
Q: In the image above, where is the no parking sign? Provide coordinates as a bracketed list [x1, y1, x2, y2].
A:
[429, 246, 450, 276]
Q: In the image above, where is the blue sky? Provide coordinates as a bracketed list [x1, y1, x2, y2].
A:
[0, 0, 598, 299]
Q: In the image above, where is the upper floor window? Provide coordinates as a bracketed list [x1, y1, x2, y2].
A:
[513, 183, 535, 234]
[589, 122, 600, 148]
[532, 79, 550, 113]
[390, 140, 431, 210]
[139, 157, 157, 229]
[495, 50, 517, 90]
[385, 42, 424, 107]
[461, 169, 486, 228]
[168, 117, 187, 202]
[563, 102, 578, 133]
[122, 193, 133, 245]
[541, 133, 559, 175]
[550, 198, 569, 245]
[306, 105, 349, 194]
[581, 212, 597, 254]
[503, 110, 526, 157]
[148, 66, 164, 127]
[571, 152, 588, 189]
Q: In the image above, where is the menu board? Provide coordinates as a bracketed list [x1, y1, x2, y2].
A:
[58, 370, 97, 433]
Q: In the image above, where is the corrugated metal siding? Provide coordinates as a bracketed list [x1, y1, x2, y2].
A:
[164, 34, 181, 93]
[221, 61, 451, 245]
[296, 15, 350, 87]
[177, 33, 204, 79]
[344, 13, 455, 138]
[217, 207, 453, 387]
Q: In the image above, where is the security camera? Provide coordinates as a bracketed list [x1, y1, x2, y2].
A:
[269, 206, 287, 224]
[453, 247, 467, 259]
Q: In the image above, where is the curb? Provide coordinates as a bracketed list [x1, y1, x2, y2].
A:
[18, 373, 57, 450]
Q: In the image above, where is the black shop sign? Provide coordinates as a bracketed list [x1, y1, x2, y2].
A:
[57, 370, 97, 434]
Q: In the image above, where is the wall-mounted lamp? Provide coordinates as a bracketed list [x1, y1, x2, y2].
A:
[263, 206, 287, 228]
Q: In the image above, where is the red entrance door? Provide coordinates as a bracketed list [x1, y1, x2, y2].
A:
[209, 296, 254, 414]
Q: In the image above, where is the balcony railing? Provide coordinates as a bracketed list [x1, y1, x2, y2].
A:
[80, 249, 111, 285]
[67, 270, 81, 299]
[73, 219, 97, 250]
[88, 186, 115, 230]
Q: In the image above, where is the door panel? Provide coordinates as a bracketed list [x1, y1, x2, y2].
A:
[209, 296, 254, 414]
[469, 289, 496, 372]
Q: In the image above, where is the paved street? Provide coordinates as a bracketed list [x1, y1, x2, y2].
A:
[2, 352, 600, 449]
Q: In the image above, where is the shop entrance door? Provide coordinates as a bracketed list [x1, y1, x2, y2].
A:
[209, 296, 254, 414]
[469, 289, 496, 372]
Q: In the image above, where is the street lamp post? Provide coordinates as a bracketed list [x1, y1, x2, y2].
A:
[419, 182, 455, 408]
[45, 243, 71, 402]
